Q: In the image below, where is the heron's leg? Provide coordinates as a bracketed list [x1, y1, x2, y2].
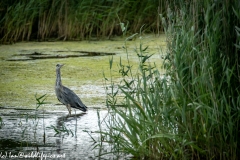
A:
[66, 104, 71, 116]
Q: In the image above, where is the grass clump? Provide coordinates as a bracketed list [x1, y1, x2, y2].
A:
[98, 0, 240, 159]
[0, 0, 167, 43]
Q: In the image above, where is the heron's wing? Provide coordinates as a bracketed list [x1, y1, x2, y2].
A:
[62, 86, 87, 112]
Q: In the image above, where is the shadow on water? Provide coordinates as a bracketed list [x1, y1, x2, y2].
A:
[0, 107, 114, 159]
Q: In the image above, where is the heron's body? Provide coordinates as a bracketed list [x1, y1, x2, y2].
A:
[55, 64, 87, 115]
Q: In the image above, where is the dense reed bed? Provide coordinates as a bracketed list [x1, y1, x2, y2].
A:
[0, 0, 166, 43]
[100, 0, 240, 159]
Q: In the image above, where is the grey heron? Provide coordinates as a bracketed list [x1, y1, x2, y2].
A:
[55, 64, 87, 116]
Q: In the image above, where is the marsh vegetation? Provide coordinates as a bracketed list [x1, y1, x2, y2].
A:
[98, 0, 240, 159]
[0, 0, 240, 159]
[0, 0, 165, 43]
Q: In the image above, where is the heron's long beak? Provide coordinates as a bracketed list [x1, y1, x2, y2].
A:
[60, 64, 64, 67]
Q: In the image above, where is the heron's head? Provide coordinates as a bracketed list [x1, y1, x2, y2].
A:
[56, 64, 64, 70]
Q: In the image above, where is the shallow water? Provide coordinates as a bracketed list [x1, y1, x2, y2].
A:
[0, 107, 117, 159]
[0, 34, 166, 159]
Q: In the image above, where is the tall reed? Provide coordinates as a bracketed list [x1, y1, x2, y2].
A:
[99, 0, 240, 159]
[0, 0, 167, 43]
[163, 0, 240, 159]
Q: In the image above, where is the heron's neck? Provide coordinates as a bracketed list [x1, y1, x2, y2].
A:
[56, 69, 62, 87]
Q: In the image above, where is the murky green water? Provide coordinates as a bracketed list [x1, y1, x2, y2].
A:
[0, 34, 166, 159]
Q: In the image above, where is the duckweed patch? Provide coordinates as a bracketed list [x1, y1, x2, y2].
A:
[0, 35, 165, 109]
